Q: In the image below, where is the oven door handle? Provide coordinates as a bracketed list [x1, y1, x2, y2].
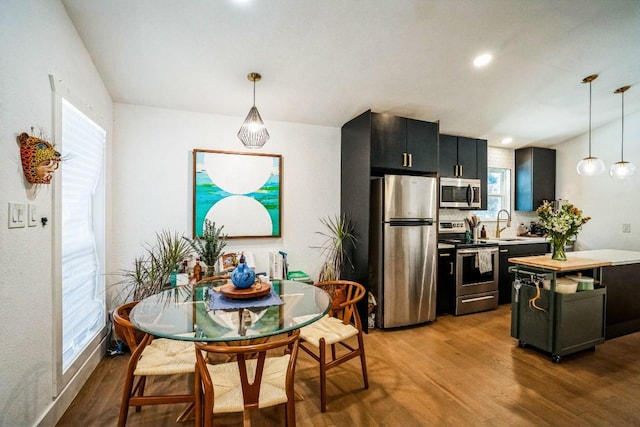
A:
[461, 295, 495, 304]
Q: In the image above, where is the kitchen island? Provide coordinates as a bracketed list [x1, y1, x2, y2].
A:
[509, 249, 640, 360]
[509, 252, 610, 362]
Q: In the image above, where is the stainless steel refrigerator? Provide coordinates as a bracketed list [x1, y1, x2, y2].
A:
[369, 174, 438, 328]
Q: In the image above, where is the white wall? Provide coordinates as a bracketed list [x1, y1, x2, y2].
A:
[0, 1, 113, 425]
[554, 111, 640, 251]
[110, 103, 341, 291]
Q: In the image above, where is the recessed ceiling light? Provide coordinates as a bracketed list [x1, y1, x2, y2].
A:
[501, 137, 513, 145]
[473, 53, 493, 68]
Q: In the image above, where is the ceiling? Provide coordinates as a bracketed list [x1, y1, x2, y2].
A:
[61, 0, 640, 148]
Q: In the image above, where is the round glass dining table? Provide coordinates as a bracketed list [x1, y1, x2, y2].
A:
[129, 279, 330, 342]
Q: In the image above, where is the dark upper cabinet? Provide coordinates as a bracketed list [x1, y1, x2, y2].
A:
[439, 135, 486, 179]
[371, 112, 438, 173]
[439, 134, 488, 209]
[406, 118, 438, 173]
[439, 134, 459, 177]
[515, 147, 556, 211]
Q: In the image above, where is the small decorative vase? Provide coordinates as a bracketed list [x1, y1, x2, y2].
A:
[231, 254, 255, 289]
[551, 237, 568, 261]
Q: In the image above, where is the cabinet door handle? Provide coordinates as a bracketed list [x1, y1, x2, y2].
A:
[402, 152, 408, 167]
[408, 153, 412, 168]
[459, 164, 463, 176]
[454, 165, 459, 176]
[500, 249, 509, 253]
[449, 262, 454, 275]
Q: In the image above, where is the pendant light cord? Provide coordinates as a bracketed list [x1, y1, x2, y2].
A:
[589, 81, 591, 158]
[253, 79, 256, 107]
[621, 90, 625, 161]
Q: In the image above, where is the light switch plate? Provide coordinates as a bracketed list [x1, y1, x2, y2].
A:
[28, 204, 37, 227]
[8, 202, 27, 228]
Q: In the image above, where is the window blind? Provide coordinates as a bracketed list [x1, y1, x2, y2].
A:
[61, 98, 106, 371]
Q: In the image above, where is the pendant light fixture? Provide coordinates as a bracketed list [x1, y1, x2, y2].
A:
[576, 74, 605, 176]
[237, 72, 269, 149]
[609, 85, 636, 179]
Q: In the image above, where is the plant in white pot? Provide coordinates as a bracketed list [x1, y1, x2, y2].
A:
[315, 213, 358, 282]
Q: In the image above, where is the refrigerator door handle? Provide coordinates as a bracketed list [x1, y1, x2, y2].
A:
[387, 219, 434, 227]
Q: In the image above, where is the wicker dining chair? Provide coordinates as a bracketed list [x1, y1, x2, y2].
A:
[112, 301, 196, 427]
[194, 330, 301, 427]
[298, 280, 369, 412]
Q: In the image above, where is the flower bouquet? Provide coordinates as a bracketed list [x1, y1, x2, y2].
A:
[536, 201, 591, 261]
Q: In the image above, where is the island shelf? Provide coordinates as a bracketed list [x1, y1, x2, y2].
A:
[508, 255, 609, 363]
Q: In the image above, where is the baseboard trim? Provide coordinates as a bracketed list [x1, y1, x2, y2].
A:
[36, 337, 107, 426]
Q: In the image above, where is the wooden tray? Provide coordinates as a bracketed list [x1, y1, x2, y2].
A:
[219, 282, 271, 299]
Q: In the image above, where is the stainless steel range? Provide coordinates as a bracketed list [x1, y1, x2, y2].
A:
[439, 220, 499, 316]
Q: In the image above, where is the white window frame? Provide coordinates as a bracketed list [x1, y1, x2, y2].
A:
[51, 76, 107, 396]
[474, 167, 511, 220]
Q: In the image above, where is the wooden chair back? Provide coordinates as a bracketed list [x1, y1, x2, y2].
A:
[113, 301, 147, 352]
[315, 280, 366, 329]
[194, 330, 301, 426]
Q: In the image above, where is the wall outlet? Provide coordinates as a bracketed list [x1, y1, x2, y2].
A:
[622, 223, 631, 233]
[8, 202, 27, 228]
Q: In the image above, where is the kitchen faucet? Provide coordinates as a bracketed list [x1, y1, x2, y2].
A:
[495, 209, 512, 238]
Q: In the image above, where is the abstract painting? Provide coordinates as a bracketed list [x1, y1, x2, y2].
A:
[192, 149, 282, 238]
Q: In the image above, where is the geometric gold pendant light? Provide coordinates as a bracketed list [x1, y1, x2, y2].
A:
[576, 74, 605, 176]
[609, 85, 636, 179]
[237, 72, 270, 149]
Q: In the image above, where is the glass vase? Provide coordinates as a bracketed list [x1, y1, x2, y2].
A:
[551, 237, 568, 261]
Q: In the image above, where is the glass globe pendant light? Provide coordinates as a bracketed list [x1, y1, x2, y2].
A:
[576, 74, 605, 176]
[610, 85, 636, 179]
[237, 72, 270, 149]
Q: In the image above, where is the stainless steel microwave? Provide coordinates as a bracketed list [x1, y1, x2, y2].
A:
[440, 177, 481, 208]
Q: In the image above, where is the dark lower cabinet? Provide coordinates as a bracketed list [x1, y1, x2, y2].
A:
[498, 243, 550, 304]
[437, 248, 455, 315]
[602, 263, 640, 339]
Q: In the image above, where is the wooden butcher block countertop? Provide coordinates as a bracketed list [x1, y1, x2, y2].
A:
[508, 254, 611, 271]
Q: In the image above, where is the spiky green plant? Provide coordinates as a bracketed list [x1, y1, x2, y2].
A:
[183, 219, 227, 276]
[116, 230, 192, 302]
[314, 214, 357, 282]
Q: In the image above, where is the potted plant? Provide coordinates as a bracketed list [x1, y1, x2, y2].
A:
[315, 213, 358, 282]
[536, 201, 591, 261]
[115, 230, 193, 302]
[183, 219, 227, 277]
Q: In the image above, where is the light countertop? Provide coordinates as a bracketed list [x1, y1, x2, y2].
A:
[482, 237, 548, 245]
[571, 249, 640, 266]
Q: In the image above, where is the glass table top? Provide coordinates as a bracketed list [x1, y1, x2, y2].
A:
[129, 279, 330, 342]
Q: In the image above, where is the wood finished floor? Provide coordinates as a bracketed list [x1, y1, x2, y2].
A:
[57, 305, 640, 426]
